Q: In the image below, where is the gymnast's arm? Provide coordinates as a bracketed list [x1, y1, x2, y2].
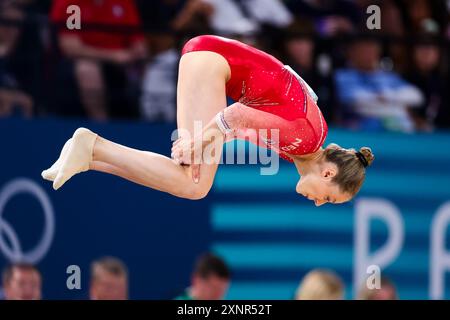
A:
[172, 102, 289, 164]
[222, 102, 290, 132]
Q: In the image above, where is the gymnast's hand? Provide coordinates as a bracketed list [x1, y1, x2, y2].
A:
[171, 136, 202, 184]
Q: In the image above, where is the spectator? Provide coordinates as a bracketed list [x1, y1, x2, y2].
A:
[50, 0, 147, 120]
[138, 0, 213, 35]
[2, 263, 42, 300]
[405, 34, 448, 130]
[376, 0, 409, 73]
[138, 0, 213, 122]
[358, 276, 398, 300]
[447, 1, 450, 39]
[377, 0, 405, 37]
[140, 48, 179, 122]
[285, 0, 361, 36]
[281, 23, 335, 121]
[0, 1, 33, 118]
[203, 0, 293, 37]
[176, 253, 231, 300]
[90, 256, 128, 300]
[401, 0, 448, 37]
[334, 34, 424, 132]
[295, 269, 344, 300]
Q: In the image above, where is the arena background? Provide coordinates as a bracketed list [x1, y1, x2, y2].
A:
[0, 0, 449, 300]
[1, 118, 449, 299]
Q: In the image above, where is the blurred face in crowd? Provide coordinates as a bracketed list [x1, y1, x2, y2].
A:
[286, 38, 314, 69]
[0, 5, 23, 54]
[192, 274, 230, 300]
[4, 267, 42, 300]
[408, 0, 431, 27]
[90, 268, 128, 300]
[348, 40, 381, 71]
[369, 285, 397, 300]
[413, 44, 440, 73]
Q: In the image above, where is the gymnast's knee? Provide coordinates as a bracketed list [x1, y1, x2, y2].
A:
[178, 183, 211, 200]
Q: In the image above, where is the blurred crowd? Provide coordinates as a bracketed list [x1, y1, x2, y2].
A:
[1, 253, 398, 300]
[0, 0, 449, 133]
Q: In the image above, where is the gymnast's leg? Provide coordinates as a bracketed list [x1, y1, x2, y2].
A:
[42, 51, 230, 200]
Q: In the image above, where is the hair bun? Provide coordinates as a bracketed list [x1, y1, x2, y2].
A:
[358, 147, 374, 167]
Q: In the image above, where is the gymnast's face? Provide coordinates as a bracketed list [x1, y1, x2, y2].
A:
[296, 162, 352, 206]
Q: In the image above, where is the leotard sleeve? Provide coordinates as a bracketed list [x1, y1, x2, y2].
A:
[218, 103, 318, 162]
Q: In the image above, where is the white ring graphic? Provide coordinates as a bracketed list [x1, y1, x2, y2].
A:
[0, 178, 55, 264]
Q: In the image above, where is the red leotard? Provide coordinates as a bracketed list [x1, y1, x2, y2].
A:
[182, 35, 328, 162]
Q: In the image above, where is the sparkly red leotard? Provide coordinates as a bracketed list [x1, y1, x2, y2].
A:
[182, 35, 328, 162]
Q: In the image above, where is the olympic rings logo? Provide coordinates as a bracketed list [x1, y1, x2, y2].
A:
[0, 178, 55, 264]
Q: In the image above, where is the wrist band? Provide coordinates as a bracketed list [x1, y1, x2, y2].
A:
[215, 111, 232, 134]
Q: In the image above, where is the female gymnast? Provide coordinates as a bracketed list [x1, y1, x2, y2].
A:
[42, 35, 374, 206]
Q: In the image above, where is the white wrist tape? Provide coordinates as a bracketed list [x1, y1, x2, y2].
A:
[215, 111, 233, 134]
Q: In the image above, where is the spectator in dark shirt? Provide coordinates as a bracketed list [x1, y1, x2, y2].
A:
[0, 2, 33, 118]
[281, 27, 334, 122]
[406, 35, 448, 130]
[138, 0, 213, 122]
[285, 0, 361, 36]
